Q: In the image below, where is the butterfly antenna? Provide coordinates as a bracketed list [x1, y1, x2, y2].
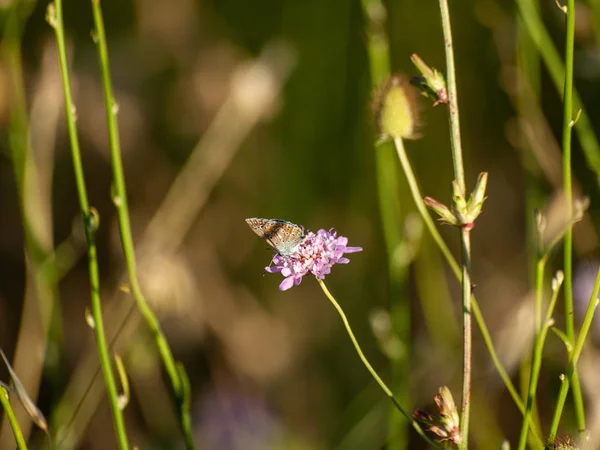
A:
[262, 257, 275, 277]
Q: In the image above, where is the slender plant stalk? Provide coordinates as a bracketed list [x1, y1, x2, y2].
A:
[0, 388, 27, 450]
[393, 137, 544, 446]
[438, 2, 465, 191]
[47, 2, 130, 449]
[516, 0, 600, 184]
[376, 142, 411, 449]
[517, 267, 562, 449]
[437, 1, 472, 446]
[2, 4, 62, 445]
[89, 1, 194, 447]
[560, 0, 586, 432]
[458, 227, 472, 449]
[526, 256, 545, 441]
[535, 259, 544, 338]
[316, 279, 441, 450]
[547, 268, 600, 443]
[361, 0, 410, 447]
[517, 6, 543, 432]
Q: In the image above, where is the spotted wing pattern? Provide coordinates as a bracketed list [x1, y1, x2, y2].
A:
[245, 218, 305, 256]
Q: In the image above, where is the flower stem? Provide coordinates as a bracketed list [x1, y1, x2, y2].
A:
[316, 279, 441, 449]
[437, 1, 472, 446]
[547, 267, 600, 443]
[558, 0, 586, 432]
[48, 2, 130, 448]
[361, 0, 411, 446]
[89, 1, 194, 447]
[535, 259, 544, 337]
[4, 4, 62, 443]
[438, 0, 465, 193]
[516, 0, 600, 184]
[459, 228, 472, 449]
[518, 265, 561, 450]
[0, 388, 27, 450]
[392, 137, 544, 446]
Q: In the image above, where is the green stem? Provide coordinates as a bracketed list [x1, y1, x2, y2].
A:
[517, 266, 561, 450]
[4, 3, 62, 443]
[516, 5, 543, 435]
[47, 2, 130, 449]
[559, 0, 586, 432]
[362, 1, 410, 446]
[316, 279, 441, 449]
[516, 0, 600, 184]
[0, 388, 27, 450]
[375, 142, 410, 449]
[547, 268, 600, 443]
[535, 258, 544, 337]
[392, 137, 544, 446]
[437, 2, 471, 446]
[459, 227, 472, 449]
[438, 0, 465, 193]
[89, 1, 194, 447]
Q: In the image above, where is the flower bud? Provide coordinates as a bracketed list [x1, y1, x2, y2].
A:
[424, 196, 460, 226]
[466, 172, 488, 221]
[410, 54, 448, 106]
[452, 180, 469, 225]
[435, 386, 461, 445]
[413, 386, 461, 445]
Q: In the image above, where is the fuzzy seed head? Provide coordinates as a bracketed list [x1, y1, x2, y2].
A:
[373, 74, 420, 141]
[549, 435, 579, 449]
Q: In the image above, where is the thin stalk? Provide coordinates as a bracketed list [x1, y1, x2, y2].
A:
[437, 1, 471, 445]
[521, 256, 545, 439]
[361, 0, 410, 446]
[316, 279, 441, 450]
[3, 4, 62, 445]
[516, 0, 600, 184]
[376, 143, 410, 449]
[547, 268, 600, 443]
[89, 1, 194, 447]
[0, 388, 27, 450]
[438, 0, 465, 192]
[458, 227, 472, 449]
[517, 267, 562, 450]
[535, 259, 544, 337]
[393, 138, 456, 283]
[517, 2, 543, 432]
[560, 0, 586, 432]
[47, 2, 130, 448]
[393, 137, 544, 446]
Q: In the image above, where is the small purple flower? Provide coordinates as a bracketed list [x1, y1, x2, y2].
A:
[265, 228, 362, 291]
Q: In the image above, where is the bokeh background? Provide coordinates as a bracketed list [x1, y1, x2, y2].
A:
[3, 0, 600, 448]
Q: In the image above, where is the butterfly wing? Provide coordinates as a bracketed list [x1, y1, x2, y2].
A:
[246, 218, 304, 255]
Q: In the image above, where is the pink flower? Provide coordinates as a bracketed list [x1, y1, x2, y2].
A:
[265, 229, 362, 291]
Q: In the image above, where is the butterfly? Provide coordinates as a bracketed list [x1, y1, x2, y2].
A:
[245, 218, 306, 256]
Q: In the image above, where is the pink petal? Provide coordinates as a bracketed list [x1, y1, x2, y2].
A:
[336, 237, 348, 246]
[344, 246, 362, 253]
[279, 277, 296, 291]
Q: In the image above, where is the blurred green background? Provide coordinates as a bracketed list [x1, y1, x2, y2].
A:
[3, 0, 600, 448]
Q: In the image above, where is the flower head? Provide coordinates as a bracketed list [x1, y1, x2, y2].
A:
[372, 74, 421, 141]
[265, 228, 362, 291]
